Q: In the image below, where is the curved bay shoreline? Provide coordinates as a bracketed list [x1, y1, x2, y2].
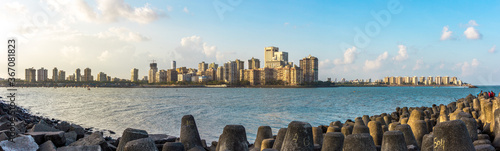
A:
[0, 92, 498, 150]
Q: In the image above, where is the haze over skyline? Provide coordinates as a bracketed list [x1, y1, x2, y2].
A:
[1, 0, 499, 85]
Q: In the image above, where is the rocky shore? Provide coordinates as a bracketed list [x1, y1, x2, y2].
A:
[0, 92, 499, 151]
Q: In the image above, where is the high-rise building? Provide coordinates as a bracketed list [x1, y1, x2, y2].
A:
[412, 76, 418, 85]
[131, 68, 139, 82]
[264, 47, 289, 68]
[148, 62, 158, 83]
[198, 61, 208, 72]
[167, 69, 178, 82]
[97, 72, 107, 82]
[248, 57, 260, 69]
[205, 68, 216, 81]
[216, 66, 224, 81]
[58, 70, 65, 81]
[443, 76, 450, 85]
[75, 68, 81, 82]
[37, 68, 48, 82]
[224, 61, 237, 84]
[235, 59, 244, 81]
[52, 67, 58, 82]
[25, 68, 36, 82]
[83, 68, 92, 82]
[67, 74, 75, 81]
[435, 76, 442, 85]
[172, 61, 176, 70]
[300, 55, 318, 83]
[419, 77, 426, 83]
[156, 70, 167, 83]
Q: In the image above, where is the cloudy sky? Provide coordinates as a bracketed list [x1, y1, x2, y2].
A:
[1, 0, 499, 85]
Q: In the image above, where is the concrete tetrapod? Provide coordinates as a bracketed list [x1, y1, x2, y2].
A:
[342, 133, 376, 151]
[216, 125, 249, 151]
[281, 121, 314, 151]
[180, 115, 203, 151]
[432, 120, 474, 151]
[321, 132, 343, 151]
[380, 131, 407, 151]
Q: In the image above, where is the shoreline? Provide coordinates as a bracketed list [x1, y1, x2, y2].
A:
[0, 92, 498, 150]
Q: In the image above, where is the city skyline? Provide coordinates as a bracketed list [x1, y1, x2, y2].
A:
[1, 1, 499, 85]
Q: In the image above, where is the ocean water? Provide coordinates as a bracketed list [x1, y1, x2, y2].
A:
[2, 86, 499, 143]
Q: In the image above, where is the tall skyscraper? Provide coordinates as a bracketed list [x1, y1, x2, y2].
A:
[83, 68, 92, 81]
[264, 46, 289, 68]
[300, 55, 318, 83]
[216, 66, 224, 81]
[75, 68, 81, 82]
[97, 72, 107, 81]
[224, 61, 237, 83]
[156, 70, 167, 83]
[37, 67, 48, 82]
[131, 68, 139, 82]
[52, 67, 58, 82]
[198, 61, 208, 72]
[59, 70, 66, 81]
[148, 62, 158, 83]
[58, 70, 65, 81]
[25, 68, 36, 82]
[248, 57, 260, 69]
[172, 61, 176, 70]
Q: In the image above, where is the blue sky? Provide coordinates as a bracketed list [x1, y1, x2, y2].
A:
[1, 0, 499, 85]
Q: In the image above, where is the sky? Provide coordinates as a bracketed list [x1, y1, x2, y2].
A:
[0, 0, 499, 85]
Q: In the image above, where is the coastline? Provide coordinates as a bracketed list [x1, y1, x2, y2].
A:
[1, 91, 498, 150]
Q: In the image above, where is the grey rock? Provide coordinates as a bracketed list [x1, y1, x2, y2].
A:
[0, 135, 39, 151]
[57, 145, 102, 151]
[44, 131, 66, 147]
[65, 131, 77, 145]
[70, 131, 110, 151]
[475, 144, 495, 151]
[39, 140, 57, 151]
[123, 137, 158, 151]
[116, 128, 149, 151]
[162, 142, 184, 151]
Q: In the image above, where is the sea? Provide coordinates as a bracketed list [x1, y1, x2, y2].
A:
[2, 86, 500, 143]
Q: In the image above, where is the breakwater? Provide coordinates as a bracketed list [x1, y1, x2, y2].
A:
[0, 92, 499, 150]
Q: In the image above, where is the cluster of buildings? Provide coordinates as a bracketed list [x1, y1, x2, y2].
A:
[25, 67, 126, 83]
[382, 76, 463, 85]
[25, 47, 318, 86]
[142, 46, 318, 85]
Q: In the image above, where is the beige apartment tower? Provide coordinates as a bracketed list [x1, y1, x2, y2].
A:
[131, 68, 139, 82]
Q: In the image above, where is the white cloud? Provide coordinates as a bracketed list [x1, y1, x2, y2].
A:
[45, 0, 163, 24]
[284, 22, 289, 26]
[393, 45, 408, 61]
[468, 20, 479, 26]
[461, 58, 479, 76]
[439, 63, 445, 69]
[440, 26, 452, 40]
[97, 27, 150, 42]
[183, 7, 189, 14]
[363, 51, 388, 70]
[464, 27, 481, 39]
[167, 5, 173, 12]
[98, 50, 109, 61]
[412, 59, 429, 71]
[175, 35, 219, 64]
[463, 20, 481, 39]
[489, 45, 496, 53]
[60, 46, 83, 65]
[334, 47, 357, 65]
